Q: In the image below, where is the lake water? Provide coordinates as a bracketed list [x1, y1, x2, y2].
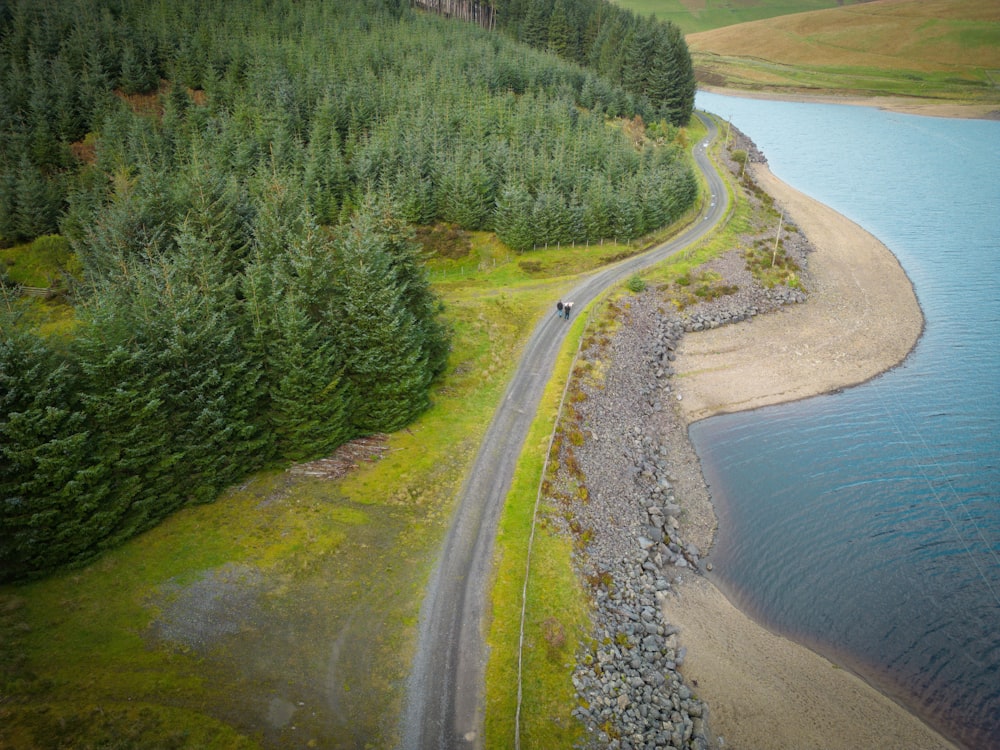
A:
[692, 91, 1000, 750]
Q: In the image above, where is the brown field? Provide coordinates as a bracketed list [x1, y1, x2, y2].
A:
[687, 0, 1000, 108]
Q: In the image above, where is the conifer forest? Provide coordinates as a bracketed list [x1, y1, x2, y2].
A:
[0, 0, 697, 582]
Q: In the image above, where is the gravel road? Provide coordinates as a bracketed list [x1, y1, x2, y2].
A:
[399, 112, 730, 750]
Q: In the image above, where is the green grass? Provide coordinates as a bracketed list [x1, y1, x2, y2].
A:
[686, 0, 1000, 105]
[0, 122, 730, 749]
[484, 310, 592, 749]
[0, 235, 80, 289]
[483, 114, 749, 748]
[1, 235, 80, 338]
[694, 54, 1000, 102]
[612, 0, 865, 34]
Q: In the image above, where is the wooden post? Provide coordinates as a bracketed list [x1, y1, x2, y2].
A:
[771, 211, 783, 267]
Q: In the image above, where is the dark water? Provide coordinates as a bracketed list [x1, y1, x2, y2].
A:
[692, 92, 1000, 750]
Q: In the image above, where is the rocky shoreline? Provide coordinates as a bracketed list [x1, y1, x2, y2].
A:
[547, 131, 813, 749]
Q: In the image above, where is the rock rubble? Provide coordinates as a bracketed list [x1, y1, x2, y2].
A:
[547, 128, 813, 749]
[559, 297, 712, 750]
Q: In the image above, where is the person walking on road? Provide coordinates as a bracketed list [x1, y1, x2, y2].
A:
[556, 300, 564, 319]
[563, 301, 573, 320]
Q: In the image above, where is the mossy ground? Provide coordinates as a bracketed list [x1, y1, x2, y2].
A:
[0, 116, 736, 749]
[0, 219, 682, 749]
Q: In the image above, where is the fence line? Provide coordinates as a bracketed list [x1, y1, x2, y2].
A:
[514, 308, 591, 749]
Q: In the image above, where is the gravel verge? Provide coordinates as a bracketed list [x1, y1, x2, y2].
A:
[542, 127, 813, 749]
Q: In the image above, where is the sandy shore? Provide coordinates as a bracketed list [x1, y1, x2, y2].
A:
[664, 164, 960, 749]
[673, 163, 923, 423]
[697, 83, 1000, 121]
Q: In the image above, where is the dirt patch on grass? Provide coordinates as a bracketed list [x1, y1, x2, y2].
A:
[137, 483, 436, 749]
[147, 563, 269, 653]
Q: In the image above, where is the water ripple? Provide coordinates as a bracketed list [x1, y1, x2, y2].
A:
[694, 92, 1000, 750]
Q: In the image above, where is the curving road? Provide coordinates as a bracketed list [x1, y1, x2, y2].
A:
[399, 111, 729, 750]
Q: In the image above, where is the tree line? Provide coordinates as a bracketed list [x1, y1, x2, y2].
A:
[0, 0, 698, 581]
[415, 0, 697, 126]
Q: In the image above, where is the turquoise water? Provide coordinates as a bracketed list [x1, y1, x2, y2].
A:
[692, 92, 1000, 750]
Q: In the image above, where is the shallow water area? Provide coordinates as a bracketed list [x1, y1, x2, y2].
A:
[692, 91, 1000, 750]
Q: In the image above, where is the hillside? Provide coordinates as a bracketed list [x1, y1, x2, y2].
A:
[686, 0, 1000, 110]
[612, 0, 868, 35]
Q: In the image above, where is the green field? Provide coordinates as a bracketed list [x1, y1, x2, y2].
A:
[0, 137, 722, 748]
[612, 0, 864, 34]
[685, 0, 1000, 105]
[615, 0, 1000, 107]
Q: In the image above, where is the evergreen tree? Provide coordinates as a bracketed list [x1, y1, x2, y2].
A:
[0, 312, 100, 581]
[547, 0, 573, 59]
[14, 157, 61, 241]
[74, 308, 181, 550]
[27, 49, 65, 171]
[494, 181, 535, 251]
[0, 167, 17, 245]
[331, 205, 433, 433]
[264, 292, 352, 460]
[247, 182, 354, 459]
[660, 22, 696, 125]
[50, 55, 86, 144]
[304, 98, 350, 225]
[373, 201, 450, 380]
[390, 164, 437, 226]
[522, 0, 551, 48]
[173, 155, 255, 277]
[160, 226, 268, 501]
[612, 181, 642, 240]
[438, 149, 495, 231]
[532, 185, 568, 246]
[118, 40, 159, 96]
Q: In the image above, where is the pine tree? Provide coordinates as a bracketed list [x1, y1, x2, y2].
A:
[264, 292, 352, 460]
[14, 157, 61, 242]
[172, 155, 254, 277]
[118, 40, 159, 96]
[74, 310, 181, 549]
[375, 202, 450, 380]
[522, 0, 552, 48]
[159, 226, 268, 502]
[660, 22, 696, 126]
[532, 185, 568, 246]
[547, 0, 573, 59]
[438, 149, 495, 231]
[0, 313, 101, 581]
[50, 55, 86, 144]
[331, 205, 433, 433]
[246, 186, 354, 460]
[0, 167, 17, 245]
[27, 50, 66, 171]
[304, 98, 350, 225]
[494, 180, 535, 251]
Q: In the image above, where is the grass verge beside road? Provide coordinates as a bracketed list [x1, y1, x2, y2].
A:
[0, 234, 686, 748]
[0, 123, 726, 748]
[482, 113, 757, 748]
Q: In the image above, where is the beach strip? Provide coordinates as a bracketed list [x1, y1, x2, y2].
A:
[665, 164, 957, 749]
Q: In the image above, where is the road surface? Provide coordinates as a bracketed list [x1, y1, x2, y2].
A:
[399, 111, 729, 750]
